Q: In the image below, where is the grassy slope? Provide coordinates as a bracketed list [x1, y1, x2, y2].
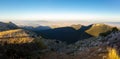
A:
[86, 24, 113, 37]
[0, 29, 35, 44]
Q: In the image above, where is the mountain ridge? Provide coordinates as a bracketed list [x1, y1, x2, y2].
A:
[0, 21, 18, 31]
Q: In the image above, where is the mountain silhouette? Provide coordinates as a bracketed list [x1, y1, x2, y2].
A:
[32, 25, 93, 44]
[0, 22, 18, 31]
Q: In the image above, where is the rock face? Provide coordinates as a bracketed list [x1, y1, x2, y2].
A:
[0, 22, 18, 31]
[86, 23, 113, 37]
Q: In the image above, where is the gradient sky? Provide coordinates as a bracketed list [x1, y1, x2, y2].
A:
[0, 0, 120, 22]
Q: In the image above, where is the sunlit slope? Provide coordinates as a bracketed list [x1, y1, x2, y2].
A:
[0, 29, 36, 44]
[70, 24, 82, 30]
[86, 24, 113, 37]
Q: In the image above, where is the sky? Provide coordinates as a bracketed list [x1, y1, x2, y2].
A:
[0, 0, 120, 22]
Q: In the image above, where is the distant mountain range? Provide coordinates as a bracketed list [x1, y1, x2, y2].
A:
[21, 23, 119, 43]
[0, 21, 119, 44]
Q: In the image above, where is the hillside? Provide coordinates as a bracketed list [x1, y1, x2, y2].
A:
[52, 31, 120, 59]
[0, 29, 47, 59]
[40, 31, 120, 59]
[86, 23, 114, 37]
[0, 29, 37, 44]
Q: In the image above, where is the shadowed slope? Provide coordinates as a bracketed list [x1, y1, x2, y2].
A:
[0, 22, 18, 31]
[34, 25, 92, 44]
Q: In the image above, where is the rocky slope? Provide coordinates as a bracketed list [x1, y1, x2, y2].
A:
[40, 31, 120, 59]
[105, 31, 120, 55]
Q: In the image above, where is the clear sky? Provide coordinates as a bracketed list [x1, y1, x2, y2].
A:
[0, 0, 120, 22]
